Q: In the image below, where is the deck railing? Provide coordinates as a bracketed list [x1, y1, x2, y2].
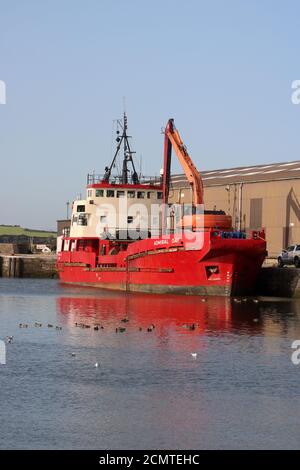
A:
[87, 174, 162, 186]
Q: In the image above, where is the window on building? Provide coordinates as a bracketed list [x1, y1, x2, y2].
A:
[78, 214, 88, 226]
[117, 191, 125, 198]
[137, 191, 145, 199]
[100, 215, 107, 223]
[128, 191, 135, 198]
[77, 205, 85, 213]
[249, 198, 262, 229]
[147, 192, 152, 199]
[95, 189, 104, 197]
[157, 192, 163, 199]
[106, 190, 115, 198]
[127, 216, 134, 224]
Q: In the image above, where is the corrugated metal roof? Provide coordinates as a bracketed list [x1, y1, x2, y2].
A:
[170, 160, 300, 187]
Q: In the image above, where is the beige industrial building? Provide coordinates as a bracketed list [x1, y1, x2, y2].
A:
[169, 160, 300, 257]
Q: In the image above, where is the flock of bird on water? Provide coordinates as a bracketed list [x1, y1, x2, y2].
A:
[4, 297, 261, 364]
[17, 318, 156, 333]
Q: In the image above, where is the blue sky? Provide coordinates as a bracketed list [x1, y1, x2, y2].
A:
[1, 0, 300, 229]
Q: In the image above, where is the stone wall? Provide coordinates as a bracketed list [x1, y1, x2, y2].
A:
[0, 243, 29, 255]
[256, 267, 300, 298]
[0, 255, 57, 279]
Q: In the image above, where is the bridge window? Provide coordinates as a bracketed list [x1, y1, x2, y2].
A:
[127, 216, 134, 224]
[157, 192, 163, 199]
[117, 190, 125, 198]
[137, 191, 145, 199]
[78, 214, 88, 226]
[107, 190, 115, 198]
[95, 189, 104, 197]
[77, 205, 85, 212]
[128, 191, 135, 198]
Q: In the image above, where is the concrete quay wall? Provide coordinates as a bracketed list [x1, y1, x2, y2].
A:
[0, 255, 57, 279]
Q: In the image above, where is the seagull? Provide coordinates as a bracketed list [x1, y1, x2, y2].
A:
[70, 352, 76, 357]
[5, 336, 13, 344]
[191, 353, 197, 358]
[94, 362, 99, 368]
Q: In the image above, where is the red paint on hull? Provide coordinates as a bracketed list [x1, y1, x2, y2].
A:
[57, 231, 266, 296]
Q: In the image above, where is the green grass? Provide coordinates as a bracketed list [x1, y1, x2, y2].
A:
[0, 225, 56, 238]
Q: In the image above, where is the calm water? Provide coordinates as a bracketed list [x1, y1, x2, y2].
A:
[0, 278, 300, 449]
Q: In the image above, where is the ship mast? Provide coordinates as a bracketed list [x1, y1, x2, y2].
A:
[103, 112, 139, 184]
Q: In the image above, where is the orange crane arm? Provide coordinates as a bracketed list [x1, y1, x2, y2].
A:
[163, 119, 204, 206]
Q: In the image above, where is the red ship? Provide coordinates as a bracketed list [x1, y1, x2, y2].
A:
[57, 115, 266, 296]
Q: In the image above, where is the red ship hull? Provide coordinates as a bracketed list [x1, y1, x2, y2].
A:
[57, 230, 266, 296]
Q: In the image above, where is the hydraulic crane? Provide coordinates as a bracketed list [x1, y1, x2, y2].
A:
[162, 118, 232, 232]
[163, 119, 204, 207]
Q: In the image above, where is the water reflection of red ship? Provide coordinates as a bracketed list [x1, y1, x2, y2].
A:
[57, 293, 264, 335]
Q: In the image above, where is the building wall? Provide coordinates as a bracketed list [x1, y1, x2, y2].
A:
[170, 179, 300, 257]
[57, 219, 71, 237]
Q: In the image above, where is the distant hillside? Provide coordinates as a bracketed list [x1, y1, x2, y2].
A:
[0, 225, 56, 238]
